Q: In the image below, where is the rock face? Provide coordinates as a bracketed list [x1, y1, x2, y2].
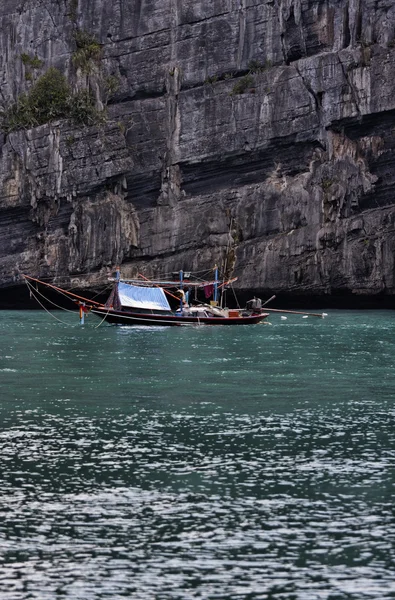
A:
[1, 0, 395, 302]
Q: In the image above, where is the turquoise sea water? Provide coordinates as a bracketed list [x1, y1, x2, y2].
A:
[0, 310, 395, 599]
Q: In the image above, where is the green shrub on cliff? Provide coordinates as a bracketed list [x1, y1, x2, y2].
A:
[248, 59, 272, 73]
[72, 30, 102, 73]
[68, 0, 78, 22]
[103, 75, 120, 103]
[1, 68, 70, 131]
[69, 89, 101, 125]
[28, 67, 71, 120]
[230, 74, 254, 95]
[21, 53, 44, 69]
[1, 67, 103, 132]
[21, 53, 44, 82]
[3, 94, 36, 131]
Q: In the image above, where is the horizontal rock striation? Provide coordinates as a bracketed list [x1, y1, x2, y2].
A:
[1, 0, 395, 303]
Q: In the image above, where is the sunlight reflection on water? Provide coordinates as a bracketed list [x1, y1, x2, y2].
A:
[0, 310, 395, 599]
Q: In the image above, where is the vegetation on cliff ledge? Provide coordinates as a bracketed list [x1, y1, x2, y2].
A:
[21, 53, 44, 81]
[230, 74, 255, 95]
[1, 67, 102, 133]
[72, 30, 102, 74]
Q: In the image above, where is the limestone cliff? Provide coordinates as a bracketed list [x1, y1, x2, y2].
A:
[1, 0, 395, 303]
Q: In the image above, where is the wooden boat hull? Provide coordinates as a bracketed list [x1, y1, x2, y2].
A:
[91, 307, 269, 326]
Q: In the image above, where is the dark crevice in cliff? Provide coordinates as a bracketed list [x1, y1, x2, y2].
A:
[343, 5, 351, 48]
[0, 205, 39, 232]
[280, 4, 326, 66]
[125, 172, 162, 207]
[44, 202, 73, 232]
[329, 109, 395, 211]
[112, 68, 261, 100]
[337, 54, 361, 118]
[109, 27, 170, 45]
[284, 5, 305, 64]
[355, 2, 363, 44]
[359, 174, 395, 211]
[127, 244, 203, 263]
[180, 139, 322, 197]
[107, 88, 166, 105]
[181, 68, 253, 92]
[331, 108, 395, 139]
[0, 210, 39, 264]
[294, 64, 321, 115]
[179, 10, 230, 27]
[108, 68, 261, 102]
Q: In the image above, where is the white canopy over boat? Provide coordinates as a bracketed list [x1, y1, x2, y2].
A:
[117, 282, 171, 311]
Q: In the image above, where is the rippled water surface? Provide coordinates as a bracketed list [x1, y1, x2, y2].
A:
[1, 310, 395, 599]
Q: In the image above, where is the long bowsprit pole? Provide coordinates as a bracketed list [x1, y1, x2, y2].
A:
[264, 308, 326, 318]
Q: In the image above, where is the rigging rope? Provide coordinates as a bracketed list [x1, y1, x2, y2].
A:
[89, 285, 112, 301]
[94, 307, 111, 328]
[25, 280, 74, 326]
[25, 277, 111, 328]
[23, 275, 103, 306]
[25, 278, 77, 313]
[230, 282, 241, 309]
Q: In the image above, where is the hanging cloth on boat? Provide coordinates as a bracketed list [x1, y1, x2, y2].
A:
[105, 284, 122, 310]
[204, 284, 214, 299]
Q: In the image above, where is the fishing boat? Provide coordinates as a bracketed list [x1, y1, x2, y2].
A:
[23, 268, 270, 327]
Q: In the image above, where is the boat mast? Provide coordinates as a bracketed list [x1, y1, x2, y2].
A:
[213, 265, 219, 305]
[179, 269, 184, 312]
